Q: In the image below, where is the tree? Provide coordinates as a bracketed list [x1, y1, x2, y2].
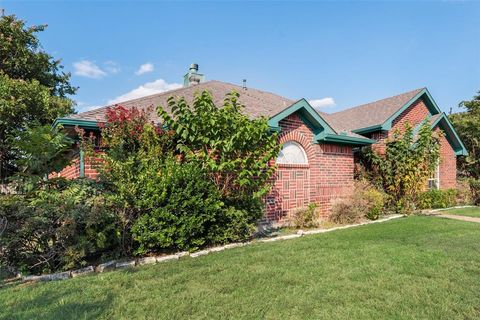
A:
[365, 122, 441, 214]
[0, 15, 76, 181]
[158, 90, 280, 207]
[11, 124, 73, 191]
[450, 91, 480, 179]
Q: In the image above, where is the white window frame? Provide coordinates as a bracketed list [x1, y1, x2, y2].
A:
[276, 141, 308, 165]
[428, 163, 440, 190]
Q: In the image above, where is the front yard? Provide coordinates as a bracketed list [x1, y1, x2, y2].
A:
[1, 216, 480, 319]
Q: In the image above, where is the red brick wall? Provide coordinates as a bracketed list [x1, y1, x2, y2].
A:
[367, 97, 457, 190]
[265, 113, 354, 223]
[438, 132, 457, 189]
[52, 154, 100, 180]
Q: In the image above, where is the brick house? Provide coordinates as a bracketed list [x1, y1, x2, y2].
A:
[52, 65, 467, 222]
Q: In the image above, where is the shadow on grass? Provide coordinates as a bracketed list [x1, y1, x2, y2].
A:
[1, 284, 114, 320]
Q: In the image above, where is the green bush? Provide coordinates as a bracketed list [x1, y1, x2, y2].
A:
[131, 160, 260, 254]
[0, 180, 122, 275]
[417, 189, 457, 210]
[291, 203, 318, 229]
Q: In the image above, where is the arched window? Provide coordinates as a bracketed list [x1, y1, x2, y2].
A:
[276, 141, 308, 164]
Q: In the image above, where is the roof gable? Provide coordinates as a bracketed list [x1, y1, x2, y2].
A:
[431, 113, 468, 156]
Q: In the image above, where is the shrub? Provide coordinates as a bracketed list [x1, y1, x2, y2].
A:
[330, 181, 386, 224]
[457, 179, 474, 205]
[291, 203, 318, 229]
[469, 179, 480, 205]
[131, 159, 261, 254]
[0, 180, 122, 275]
[330, 200, 363, 224]
[417, 189, 457, 210]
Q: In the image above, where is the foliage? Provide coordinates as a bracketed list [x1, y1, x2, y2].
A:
[329, 181, 386, 224]
[291, 203, 318, 229]
[79, 91, 277, 255]
[0, 15, 75, 181]
[10, 124, 73, 191]
[131, 160, 225, 253]
[364, 122, 441, 214]
[450, 91, 480, 179]
[417, 189, 457, 210]
[469, 179, 480, 206]
[0, 179, 121, 275]
[456, 178, 474, 206]
[158, 90, 280, 206]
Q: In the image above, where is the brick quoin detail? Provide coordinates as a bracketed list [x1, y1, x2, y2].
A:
[265, 113, 354, 223]
[369, 97, 457, 189]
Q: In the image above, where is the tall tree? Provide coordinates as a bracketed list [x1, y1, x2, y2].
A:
[449, 91, 480, 179]
[0, 14, 76, 181]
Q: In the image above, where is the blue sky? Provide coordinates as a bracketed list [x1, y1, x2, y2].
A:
[4, 1, 480, 114]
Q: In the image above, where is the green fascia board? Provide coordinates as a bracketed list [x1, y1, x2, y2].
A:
[351, 124, 384, 134]
[53, 118, 100, 130]
[268, 99, 337, 135]
[430, 113, 468, 156]
[382, 88, 441, 131]
[315, 133, 375, 146]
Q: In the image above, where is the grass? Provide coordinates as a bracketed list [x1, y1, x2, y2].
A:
[440, 206, 480, 218]
[1, 216, 480, 319]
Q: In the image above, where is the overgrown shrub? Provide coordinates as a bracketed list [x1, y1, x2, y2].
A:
[469, 179, 480, 205]
[330, 181, 386, 224]
[0, 179, 121, 275]
[291, 203, 318, 229]
[362, 122, 441, 214]
[330, 200, 363, 224]
[417, 189, 457, 210]
[456, 179, 474, 205]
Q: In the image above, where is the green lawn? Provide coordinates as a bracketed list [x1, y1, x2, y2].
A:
[441, 206, 480, 218]
[1, 216, 480, 320]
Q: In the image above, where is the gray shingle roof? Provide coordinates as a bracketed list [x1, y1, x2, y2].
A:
[325, 88, 424, 132]
[68, 80, 294, 123]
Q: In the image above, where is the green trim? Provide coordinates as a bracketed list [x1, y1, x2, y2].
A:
[351, 124, 383, 135]
[268, 99, 337, 135]
[53, 118, 100, 130]
[79, 150, 85, 178]
[316, 133, 375, 146]
[382, 88, 441, 130]
[430, 113, 468, 156]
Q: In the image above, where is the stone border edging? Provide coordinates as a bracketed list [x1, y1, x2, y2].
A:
[13, 214, 405, 285]
[423, 205, 477, 215]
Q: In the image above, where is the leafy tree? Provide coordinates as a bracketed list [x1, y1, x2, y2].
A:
[365, 122, 441, 214]
[158, 90, 280, 206]
[0, 15, 76, 181]
[11, 124, 73, 191]
[450, 91, 480, 179]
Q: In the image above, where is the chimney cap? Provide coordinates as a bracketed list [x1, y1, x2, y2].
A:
[189, 63, 199, 71]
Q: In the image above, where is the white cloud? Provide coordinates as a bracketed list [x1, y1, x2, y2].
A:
[309, 97, 336, 110]
[108, 79, 182, 104]
[73, 60, 107, 79]
[135, 63, 154, 75]
[104, 61, 120, 74]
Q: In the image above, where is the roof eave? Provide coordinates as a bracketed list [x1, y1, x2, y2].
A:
[315, 133, 375, 146]
[53, 118, 100, 130]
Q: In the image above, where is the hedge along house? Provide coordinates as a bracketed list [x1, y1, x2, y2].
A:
[52, 64, 466, 222]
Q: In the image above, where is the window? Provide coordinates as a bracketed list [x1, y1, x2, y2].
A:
[428, 164, 440, 190]
[276, 141, 308, 164]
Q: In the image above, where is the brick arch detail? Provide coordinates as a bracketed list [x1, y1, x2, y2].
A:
[278, 130, 315, 163]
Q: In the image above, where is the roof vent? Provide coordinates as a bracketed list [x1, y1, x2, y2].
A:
[183, 63, 205, 87]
